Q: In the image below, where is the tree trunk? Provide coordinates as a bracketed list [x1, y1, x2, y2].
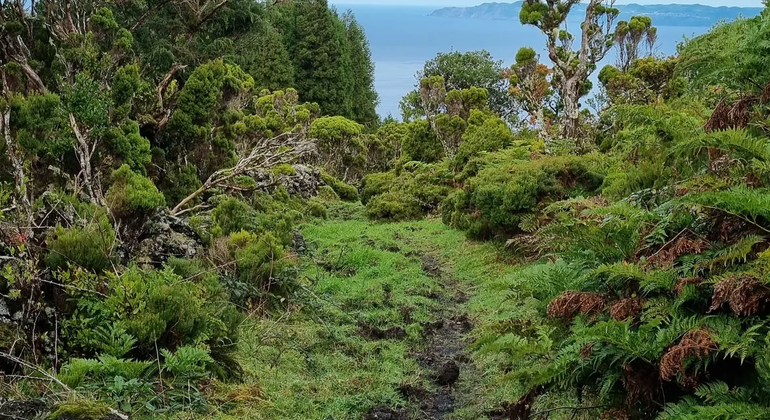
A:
[1, 103, 33, 235]
[69, 113, 105, 206]
[560, 78, 581, 139]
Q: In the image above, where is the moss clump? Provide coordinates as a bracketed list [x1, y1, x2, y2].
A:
[45, 210, 116, 272]
[48, 401, 110, 420]
[366, 191, 423, 221]
[317, 185, 340, 202]
[272, 163, 297, 176]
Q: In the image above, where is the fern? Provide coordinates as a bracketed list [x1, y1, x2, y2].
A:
[681, 187, 770, 226]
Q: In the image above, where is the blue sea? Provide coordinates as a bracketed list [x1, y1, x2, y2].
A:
[334, 4, 712, 118]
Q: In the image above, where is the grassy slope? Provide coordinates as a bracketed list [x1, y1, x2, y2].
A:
[204, 205, 530, 419]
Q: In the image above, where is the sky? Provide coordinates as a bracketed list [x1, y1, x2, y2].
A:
[331, 0, 765, 7]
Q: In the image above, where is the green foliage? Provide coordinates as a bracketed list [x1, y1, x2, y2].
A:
[104, 120, 151, 173]
[45, 208, 116, 273]
[310, 116, 366, 181]
[599, 57, 684, 105]
[360, 172, 397, 205]
[62, 265, 241, 371]
[224, 230, 297, 306]
[365, 121, 406, 172]
[402, 50, 514, 121]
[401, 119, 443, 163]
[48, 401, 111, 420]
[446, 153, 606, 238]
[321, 172, 360, 202]
[366, 191, 423, 221]
[454, 110, 513, 171]
[105, 165, 165, 218]
[306, 198, 328, 219]
[10, 93, 72, 159]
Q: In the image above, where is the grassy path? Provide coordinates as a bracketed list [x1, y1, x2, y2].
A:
[206, 212, 522, 420]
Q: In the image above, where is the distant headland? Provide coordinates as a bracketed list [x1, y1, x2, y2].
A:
[429, 2, 764, 26]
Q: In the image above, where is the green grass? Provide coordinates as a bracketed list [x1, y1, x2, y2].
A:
[200, 210, 566, 419]
[202, 214, 453, 419]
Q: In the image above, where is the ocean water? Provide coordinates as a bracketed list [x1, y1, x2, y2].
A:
[335, 4, 711, 118]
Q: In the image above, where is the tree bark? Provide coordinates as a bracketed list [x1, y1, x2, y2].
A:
[1, 72, 33, 234]
[69, 113, 104, 205]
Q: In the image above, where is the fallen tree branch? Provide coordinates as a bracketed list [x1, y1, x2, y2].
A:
[170, 132, 315, 215]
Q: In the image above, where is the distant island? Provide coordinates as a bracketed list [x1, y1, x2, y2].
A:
[429, 2, 764, 27]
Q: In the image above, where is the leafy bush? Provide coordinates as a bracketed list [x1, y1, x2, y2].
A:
[61, 265, 242, 374]
[444, 153, 606, 238]
[105, 164, 165, 218]
[218, 231, 298, 307]
[401, 119, 443, 163]
[45, 208, 116, 272]
[306, 198, 328, 219]
[360, 171, 396, 205]
[363, 161, 454, 221]
[316, 185, 340, 202]
[212, 197, 260, 236]
[321, 172, 359, 202]
[365, 191, 423, 221]
[453, 110, 512, 171]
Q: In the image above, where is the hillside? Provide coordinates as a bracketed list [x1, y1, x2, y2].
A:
[4, 0, 770, 419]
[430, 2, 764, 26]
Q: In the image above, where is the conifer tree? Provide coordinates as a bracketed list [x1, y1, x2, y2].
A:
[284, 0, 353, 118]
[343, 11, 379, 126]
[237, 22, 295, 92]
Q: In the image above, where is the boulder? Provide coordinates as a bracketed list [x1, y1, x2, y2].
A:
[127, 209, 204, 266]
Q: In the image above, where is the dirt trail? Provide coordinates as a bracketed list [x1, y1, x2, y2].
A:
[366, 253, 474, 420]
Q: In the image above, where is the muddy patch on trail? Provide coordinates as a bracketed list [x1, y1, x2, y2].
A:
[406, 313, 473, 419]
[359, 323, 407, 340]
[420, 255, 442, 278]
[364, 248, 475, 419]
[396, 253, 474, 419]
[364, 406, 409, 420]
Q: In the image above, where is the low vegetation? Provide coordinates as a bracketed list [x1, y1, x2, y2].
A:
[3, 0, 770, 419]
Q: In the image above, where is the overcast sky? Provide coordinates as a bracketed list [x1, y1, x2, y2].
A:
[331, 0, 765, 8]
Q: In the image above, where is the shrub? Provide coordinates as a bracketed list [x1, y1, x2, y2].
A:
[222, 231, 297, 306]
[62, 265, 242, 371]
[316, 185, 340, 202]
[306, 199, 328, 219]
[45, 208, 116, 272]
[366, 192, 423, 221]
[401, 119, 442, 163]
[105, 165, 165, 218]
[212, 197, 260, 236]
[360, 172, 396, 205]
[453, 111, 512, 171]
[445, 154, 606, 238]
[321, 172, 359, 202]
[272, 163, 297, 176]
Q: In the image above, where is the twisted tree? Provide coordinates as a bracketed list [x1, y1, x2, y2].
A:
[520, 0, 619, 139]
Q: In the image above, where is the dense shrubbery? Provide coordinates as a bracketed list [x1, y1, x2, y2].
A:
[321, 171, 360, 202]
[444, 152, 606, 238]
[362, 161, 454, 220]
[45, 203, 117, 273]
[106, 165, 166, 218]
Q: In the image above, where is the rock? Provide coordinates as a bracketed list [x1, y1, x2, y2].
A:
[247, 164, 323, 199]
[291, 230, 308, 255]
[279, 165, 322, 199]
[0, 300, 9, 318]
[130, 209, 203, 266]
[436, 360, 460, 386]
[0, 400, 47, 420]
